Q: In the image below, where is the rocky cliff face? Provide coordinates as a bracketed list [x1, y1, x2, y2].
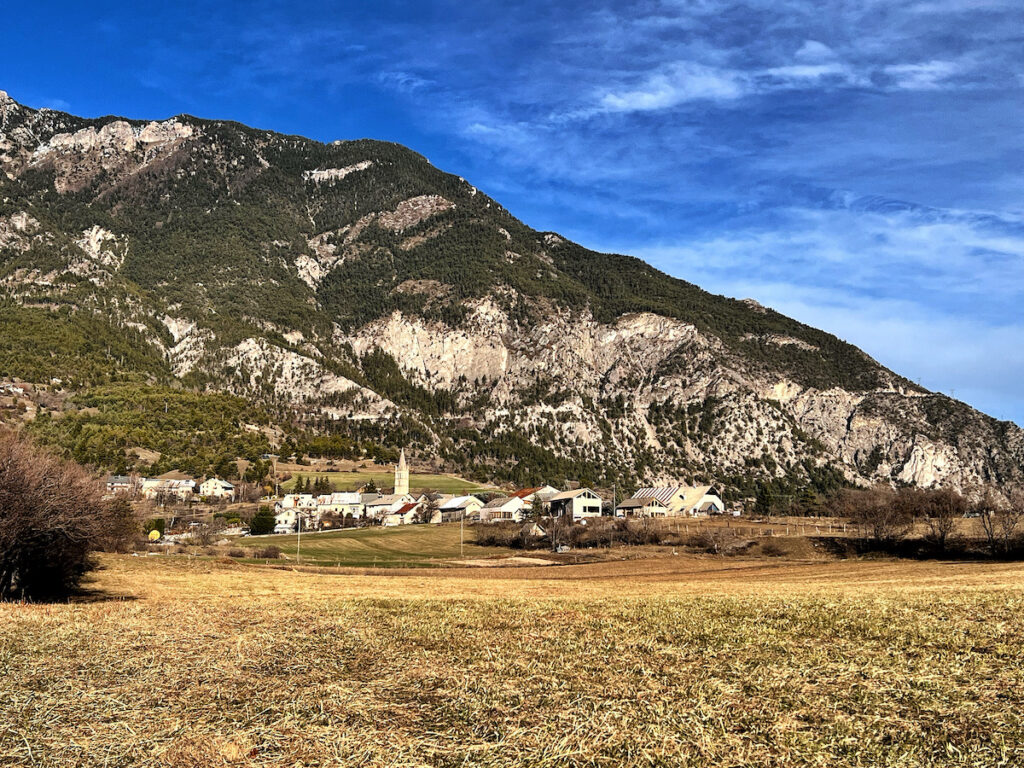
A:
[1, 89, 1021, 495]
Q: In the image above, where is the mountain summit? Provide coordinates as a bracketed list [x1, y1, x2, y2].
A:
[1, 91, 1021, 496]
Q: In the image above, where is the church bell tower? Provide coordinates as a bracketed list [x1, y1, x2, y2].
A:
[394, 449, 409, 496]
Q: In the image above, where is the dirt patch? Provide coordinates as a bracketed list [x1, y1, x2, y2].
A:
[456, 556, 557, 567]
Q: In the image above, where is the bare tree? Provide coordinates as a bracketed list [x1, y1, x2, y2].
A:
[417, 490, 439, 524]
[549, 515, 574, 551]
[919, 488, 966, 553]
[99, 497, 142, 553]
[235, 481, 261, 503]
[189, 519, 225, 547]
[977, 488, 1024, 557]
[839, 486, 913, 547]
[1007, 492, 1024, 553]
[0, 432, 133, 600]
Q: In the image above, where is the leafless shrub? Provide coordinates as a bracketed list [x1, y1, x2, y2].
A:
[760, 539, 788, 557]
[98, 497, 142, 554]
[622, 517, 661, 545]
[234, 481, 261, 503]
[691, 528, 737, 555]
[256, 545, 282, 559]
[477, 523, 530, 549]
[189, 520, 225, 547]
[549, 516, 575, 550]
[0, 431, 133, 601]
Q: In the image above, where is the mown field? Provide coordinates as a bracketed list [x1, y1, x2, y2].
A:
[2, 555, 1023, 767]
[237, 524, 516, 567]
[283, 470, 491, 494]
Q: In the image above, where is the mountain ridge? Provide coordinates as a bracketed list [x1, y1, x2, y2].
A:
[1, 90, 1021, 501]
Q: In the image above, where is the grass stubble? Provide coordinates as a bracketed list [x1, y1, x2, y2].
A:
[1, 555, 1022, 767]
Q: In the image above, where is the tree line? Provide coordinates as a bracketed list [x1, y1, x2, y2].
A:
[839, 485, 1024, 557]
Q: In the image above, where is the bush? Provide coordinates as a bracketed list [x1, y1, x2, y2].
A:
[760, 539, 788, 557]
[476, 524, 527, 549]
[690, 528, 738, 554]
[256, 545, 282, 559]
[0, 432, 134, 601]
[227, 549, 246, 558]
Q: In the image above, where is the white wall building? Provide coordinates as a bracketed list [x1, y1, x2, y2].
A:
[317, 492, 364, 519]
[439, 495, 484, 522]
[630, 485, 725, 516]
[480, 496, 527, 523]
[548, 489, 603, 521]
[200, 477, 235, 500]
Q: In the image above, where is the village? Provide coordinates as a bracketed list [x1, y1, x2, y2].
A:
[105, 449, 733, 537]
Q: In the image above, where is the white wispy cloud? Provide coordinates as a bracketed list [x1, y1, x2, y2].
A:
[632, 202, 1024, 310]
[598, 62, 747, 112]
[377, 70, 434, 93]
[591, 55, 978, 115]
[883, 60, 961, 90]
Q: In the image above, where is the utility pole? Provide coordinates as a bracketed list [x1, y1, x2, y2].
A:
[460, 511, 464, 558]
[296, 510, 302, 564]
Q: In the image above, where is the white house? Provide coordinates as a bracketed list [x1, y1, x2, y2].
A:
[615, 496, 670, 518]
[274, 507, 298, 532]
[382, 501, 421, 527]
[548, 488, 603, 521]
[141, 473, 197, 501]
[105, 474, 133, 495]
[631, 485, 725, 516]
[317, 492, 364, 520]
[274, 505, 322, 532]
[364, 493, 414, 519]
[480, 496, 527, 523]
[200, 477, 235, 501]
[511, 485, 559, 512]
[274, 493, 321, 530]
[439, 495, 484, 522]
[277, 493, 317, 511]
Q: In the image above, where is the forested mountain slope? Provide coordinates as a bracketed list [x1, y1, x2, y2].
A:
[2, 89, 1021, 500]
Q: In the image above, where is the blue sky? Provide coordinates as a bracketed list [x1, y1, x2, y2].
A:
[3, 0, 1023, 424]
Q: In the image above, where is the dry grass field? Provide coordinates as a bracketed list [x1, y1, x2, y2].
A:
[236, 524, 518, 567]
[2, 554, 1023, 767]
